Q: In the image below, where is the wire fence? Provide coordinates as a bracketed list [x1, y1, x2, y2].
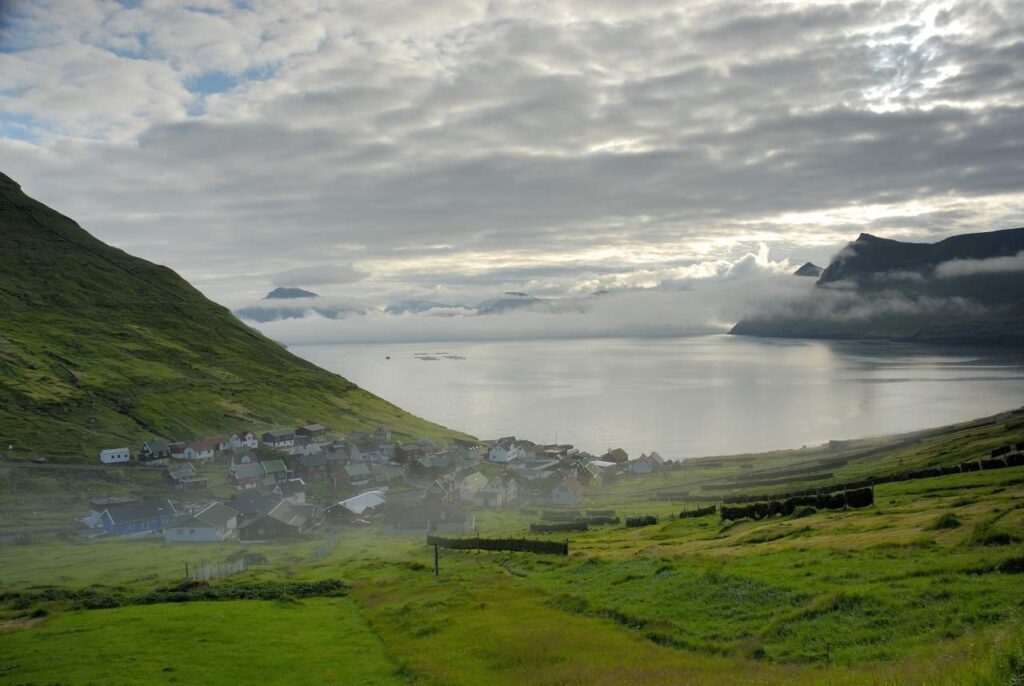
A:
[311, 531, 339, 561]
[185, 557, 248, 582]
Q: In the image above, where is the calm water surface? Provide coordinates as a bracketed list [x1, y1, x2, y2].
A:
[292, 336, 1024, 459]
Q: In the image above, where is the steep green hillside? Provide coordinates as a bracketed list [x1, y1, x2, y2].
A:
[0, 172, 471, 459]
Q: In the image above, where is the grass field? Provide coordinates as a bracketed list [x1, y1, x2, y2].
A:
[2, 413, 1023, 684]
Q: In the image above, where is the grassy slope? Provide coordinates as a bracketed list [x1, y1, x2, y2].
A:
[0, 598, 403, 685]
[0, 172, 471, 460]
[2, 413, 1024, 684]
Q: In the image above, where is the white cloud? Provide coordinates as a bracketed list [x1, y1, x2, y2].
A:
[1, 0, 1022, 313]
[934, 250, 1024, 278]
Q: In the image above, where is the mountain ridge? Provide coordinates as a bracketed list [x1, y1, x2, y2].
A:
[731, 227, 1024, 346]
[0, 172, 472, 459]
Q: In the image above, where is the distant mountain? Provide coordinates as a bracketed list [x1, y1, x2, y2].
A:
[731, 227, 1024, 346]
[0, 172, 470, 459]
[793, 262, 823, 277]
[818, 229, 1024, 285]
[264, 286, 319, 299]
[476, 292, 546, 315]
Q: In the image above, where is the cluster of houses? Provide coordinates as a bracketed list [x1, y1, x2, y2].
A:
[90, 426, 673, 540]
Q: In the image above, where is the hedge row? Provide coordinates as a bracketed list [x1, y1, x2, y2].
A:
[541, 510, 582, 521]
[583, 516, 621, 526]
[678, 505, 717, 519]
[626, 515, 658, 528]
[427, 535, 569, 555]
[530, 521, 588, 533]
[586, 509, 617, 517]
[2, 580, 347, 611]
[722, 453, 1023, 504]
[721, 487, 874, 522]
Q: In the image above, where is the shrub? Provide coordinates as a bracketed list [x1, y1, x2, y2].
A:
[980, 458, 1008, 470]
[793, 506, 817, 519]
[625, 515, 658, 528]
[582, 516, 620, 526]
[929, 512, 961, 530]
[845, 487, 874, 509]
[679, 505, 716, 519]
[427, 535, 568, 555]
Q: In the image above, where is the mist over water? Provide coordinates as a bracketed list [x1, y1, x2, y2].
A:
[292, 335, 1024, 459]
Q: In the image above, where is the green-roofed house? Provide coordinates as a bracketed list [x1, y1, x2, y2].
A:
[227, 461, 264, 489]
[343, 462, 371, 487]
[260, 458, 290, 486]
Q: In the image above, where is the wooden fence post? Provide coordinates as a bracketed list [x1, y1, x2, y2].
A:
[434, 544, 439, 576]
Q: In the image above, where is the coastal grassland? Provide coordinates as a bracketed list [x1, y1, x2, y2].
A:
[0, 597, 404, 685]
[591, 408, 1024, 503]
[2, 465, 1024, 685]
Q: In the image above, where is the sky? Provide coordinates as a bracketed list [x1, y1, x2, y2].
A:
[1, 0, 1022, 340]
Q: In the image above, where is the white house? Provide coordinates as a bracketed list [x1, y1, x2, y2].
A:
[183, 440, 217, 461]
[334, 490, 387, 517]
[548, 476, 584, 507]
[629, 453, 664, 475]
[459, 472, 489, 502]
[99, 448, 131, 464]
[474, 476, 519, 508]
[164, 503, 238, 543]
[488, 443, 526, 464]
[230, 431, 258, 451]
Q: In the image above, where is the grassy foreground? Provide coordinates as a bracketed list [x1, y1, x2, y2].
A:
[2, 413, 1024, 684]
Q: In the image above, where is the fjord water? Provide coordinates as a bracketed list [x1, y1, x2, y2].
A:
[292, 335, 1024, 458]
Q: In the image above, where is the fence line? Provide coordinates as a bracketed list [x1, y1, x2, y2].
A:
[185, 557, 248, 582]
[311, 531, 339, 561]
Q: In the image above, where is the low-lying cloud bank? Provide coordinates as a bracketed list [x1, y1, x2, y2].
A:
[238, 245, 814, 343]
[935, 250, 1024, 278]
[251, 274, 813, 345]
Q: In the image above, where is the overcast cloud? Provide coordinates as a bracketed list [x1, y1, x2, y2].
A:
[1, 0, 1022, 333]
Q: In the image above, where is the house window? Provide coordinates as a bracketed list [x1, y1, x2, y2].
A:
[189, 529, 196, 535]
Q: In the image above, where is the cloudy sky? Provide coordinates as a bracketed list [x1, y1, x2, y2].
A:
[1, 0, 1022, 333]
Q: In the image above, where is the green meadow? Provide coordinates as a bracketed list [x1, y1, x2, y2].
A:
[2, 412, 1024, 684]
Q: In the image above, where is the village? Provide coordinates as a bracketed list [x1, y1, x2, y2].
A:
[87, 426, 675, 543]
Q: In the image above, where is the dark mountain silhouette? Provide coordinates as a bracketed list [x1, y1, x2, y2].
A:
[731, 228, 1024, 346]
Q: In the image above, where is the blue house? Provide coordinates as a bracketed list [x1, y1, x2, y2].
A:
[99, 499, 177, 535]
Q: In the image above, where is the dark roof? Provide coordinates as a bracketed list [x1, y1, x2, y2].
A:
[89, 496, 138, 509]
[104, 499, 176, 525]
[277, 478, 306, 496]
[144, 440, 169, 452]
[166, 463, 196, 481]
[264, 429, 294, 440]
[267, 501, 311, 528]
[229, 491, 282, 516]
[298, 453, 327, 468]
[191, 502, 237, 528]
